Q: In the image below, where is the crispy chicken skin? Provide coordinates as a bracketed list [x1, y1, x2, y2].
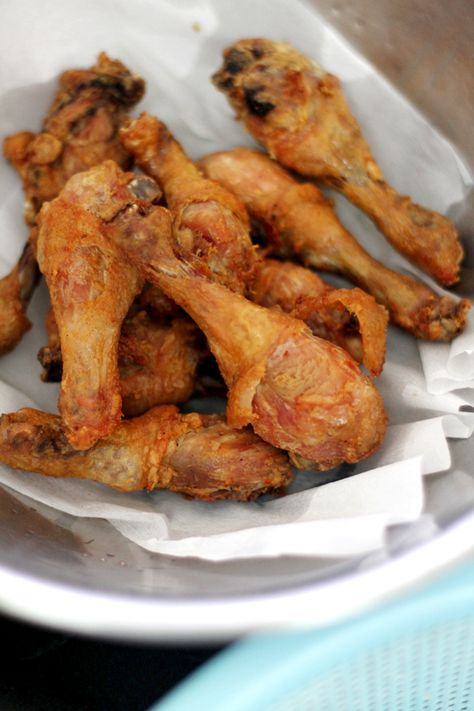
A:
[133, 283, 180, 320]
[0, 406, 292, 501]
[119, 312, 205, 417]
[200, 149, 470, 341]
[3, 52, 145, 224]
[105, 171, 387, 470]
[119, 112, 256, 293]
[251, 259, 387, 376]
[1, 53, 145, 356]
[0, 240, 40, 354]
[38, 308, 206, 417]
[212, 40, 464, 286]
[36, 161, 162, 449]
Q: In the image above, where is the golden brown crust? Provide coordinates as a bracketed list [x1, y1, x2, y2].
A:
[250, 329, 386, 468]
[105, 182, 387, 469]
[0, 53, 145, 357]
[0, 240, 39, 354]
[0, 276, 31, 354]
[120, 112, 257, 293]
[38, 308, 207, 417]
[3, 52, 144, 224]
[250, 259, 387, 375]
[0, 406, 292, 501]
[200, 148, 470, 341]
[119, 312, 206, 417]
[212, 40, 464, 285]
[133, 283, 180, 320]
[36, 161, 157, 449]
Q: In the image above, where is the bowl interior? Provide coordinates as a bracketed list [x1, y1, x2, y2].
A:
[0, 0, 473, 636]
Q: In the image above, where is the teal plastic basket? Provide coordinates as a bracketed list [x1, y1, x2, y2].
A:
[152, 559, 474, 711]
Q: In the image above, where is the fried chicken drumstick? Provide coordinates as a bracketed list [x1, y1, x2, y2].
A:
[251, 259, 387, 375]
[119, 112, 256, 294]
[120, 115, 387, 368]
[212, 39, 464, 286]
[38, 308, 206, 418]
[200, 148, 470, 341]
[0, 240, 40, 354]
[0, 52, 145, 355]
[36, 162, 162, 449]
[4, 52, 144, 224]
[0, 406, 292, 501]
[93, 163, 386, 470]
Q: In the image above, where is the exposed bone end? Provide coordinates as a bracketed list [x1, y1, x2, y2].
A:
[409, 295, 471, 341]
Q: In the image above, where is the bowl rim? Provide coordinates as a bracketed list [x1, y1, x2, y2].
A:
[0, 508, 473, 642]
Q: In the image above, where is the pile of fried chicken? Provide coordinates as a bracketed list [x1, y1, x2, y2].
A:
[0, 41, 470, 502]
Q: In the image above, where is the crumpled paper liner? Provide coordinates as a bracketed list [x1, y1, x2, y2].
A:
[419, 311, 474, 394]
[0, 0, 473, 561]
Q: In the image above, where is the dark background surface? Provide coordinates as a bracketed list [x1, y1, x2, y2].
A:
[0, 613, 223, 710]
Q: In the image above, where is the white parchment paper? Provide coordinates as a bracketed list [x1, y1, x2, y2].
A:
[0, 0, 473, 560]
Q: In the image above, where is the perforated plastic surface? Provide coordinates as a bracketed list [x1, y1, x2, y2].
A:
[153, 559, 474, 711]
[271, 617, 474, 711]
